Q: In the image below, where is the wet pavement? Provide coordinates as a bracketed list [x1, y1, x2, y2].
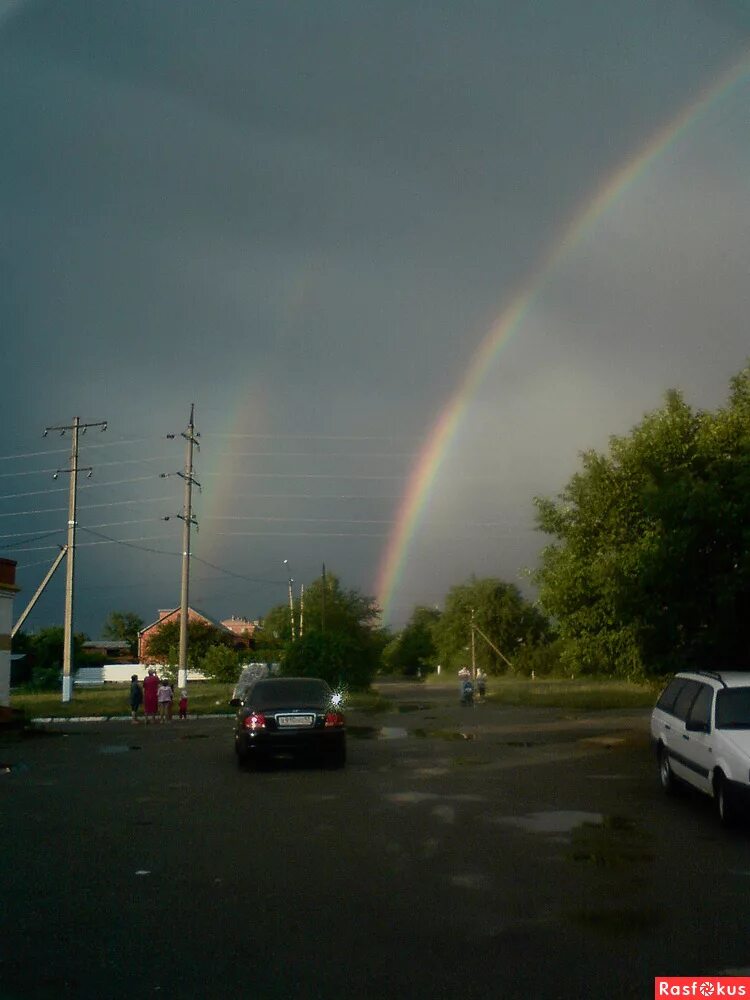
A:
[2, 684, 748, 999]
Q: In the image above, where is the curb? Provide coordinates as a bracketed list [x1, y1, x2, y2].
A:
[29, 713, 235, 724]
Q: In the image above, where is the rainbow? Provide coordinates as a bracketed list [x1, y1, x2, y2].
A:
[376, 50, 750, 623]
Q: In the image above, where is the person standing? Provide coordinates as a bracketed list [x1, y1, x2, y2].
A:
[143, 668, 159, 724]
[178, 689, 188, 721]
[476, 668, 487, 700]
[128, 674, 143, 724]
[157, 677, 173, 723]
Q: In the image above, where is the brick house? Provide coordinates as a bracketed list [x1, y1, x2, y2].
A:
[220, 617, 259, 646]
[138, 608, 257, 663]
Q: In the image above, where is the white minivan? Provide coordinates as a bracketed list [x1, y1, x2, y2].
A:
[651, 670, 750, 826]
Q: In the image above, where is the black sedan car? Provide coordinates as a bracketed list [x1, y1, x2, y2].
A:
[232, 677, 346, 769]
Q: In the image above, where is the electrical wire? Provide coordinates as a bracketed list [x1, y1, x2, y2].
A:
[204, 431, 421, 441]
[0, 528, 64, 548]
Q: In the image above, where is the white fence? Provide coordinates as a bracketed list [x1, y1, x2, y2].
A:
[75, 664, 209, 685]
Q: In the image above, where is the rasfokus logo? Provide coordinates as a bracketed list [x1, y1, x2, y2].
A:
[655, 979, 749, 998]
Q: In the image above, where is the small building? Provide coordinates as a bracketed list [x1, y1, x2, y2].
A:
[220, 617, 259, 648]
[0, 559, 19, 707]
[138, 607, 237, 664]
[82, 639, 133, 663]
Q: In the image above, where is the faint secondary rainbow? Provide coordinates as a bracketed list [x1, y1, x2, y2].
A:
[376, 50, 750, 623]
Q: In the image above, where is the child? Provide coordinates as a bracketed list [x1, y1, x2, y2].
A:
[129, 674, 142, 724]
[157, 678, 173, 723]
[178, 689, 188, 720]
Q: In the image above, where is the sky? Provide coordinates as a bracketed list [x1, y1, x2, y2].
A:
[1, 0, 749, 638]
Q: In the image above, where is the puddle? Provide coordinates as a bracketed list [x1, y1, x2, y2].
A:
[450, 872, 488, 889]
[397, 703, 432, 713]
[503, 741, 536, 748]
[348, 726, 378, 739]
[386, 791, 486, 804]
[414, 729, 476, 741]
[579, 735, 627, 748]
[432, 804, 455, 823]
[586, 774, 630, 780]
[570, 815, 654, 866]
[379, 727, 409, 740]
[453, 757, 491, 767]
[495, 811, 604, 834]
[99, 745, 141, 755]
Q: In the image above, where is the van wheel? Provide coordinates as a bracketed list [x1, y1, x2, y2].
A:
[658, 746, 674, 793]
[715, 774, 737, 828]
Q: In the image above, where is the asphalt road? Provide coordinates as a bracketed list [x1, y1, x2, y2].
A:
[2, 682, 749, 1000]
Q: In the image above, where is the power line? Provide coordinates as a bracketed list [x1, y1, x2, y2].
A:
[78, 526, 181, 556]
[0, 437, 161, 464]
[0, 528, 64, 547]
[190, 554, 287, 587]
[215, 451, 415, 460]
[204, 431, 421, 441]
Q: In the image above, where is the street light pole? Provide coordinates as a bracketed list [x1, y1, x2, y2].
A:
[284, 559, 295, 641]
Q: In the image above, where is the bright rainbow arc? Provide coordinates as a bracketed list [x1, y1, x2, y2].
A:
[375, 50, 750, 624]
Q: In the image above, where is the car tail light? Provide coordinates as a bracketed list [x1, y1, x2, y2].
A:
[243, 712, 267, 731]
[325, 711, 345, 728]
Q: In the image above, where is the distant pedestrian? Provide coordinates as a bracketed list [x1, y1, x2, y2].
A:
[178, 690, 188, 720]
[476, 669, 487, 700]
[143, 668, 159, 724]
[128, 674, 142, 724]
[157, 678, 173, 723]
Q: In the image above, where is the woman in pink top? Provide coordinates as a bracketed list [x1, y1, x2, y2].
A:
[142, 668, 159, 724]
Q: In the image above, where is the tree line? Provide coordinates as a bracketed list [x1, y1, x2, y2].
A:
[15, 364, 750, 688]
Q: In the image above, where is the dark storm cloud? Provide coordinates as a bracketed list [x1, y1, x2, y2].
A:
[1, 0, 748, 631]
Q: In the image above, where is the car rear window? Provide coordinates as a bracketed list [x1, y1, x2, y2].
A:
[715, 688, 750, 729]
[249, 680, 331, 709]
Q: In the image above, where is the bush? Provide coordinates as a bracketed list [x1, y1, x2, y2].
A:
[281, 631, 376, 690]
[200, 645, 242, 683]
[512, 640, 567, 677]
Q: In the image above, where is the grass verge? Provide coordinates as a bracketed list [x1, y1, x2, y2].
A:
[9, 683, 391, 719]
[483, 677, 658, 710]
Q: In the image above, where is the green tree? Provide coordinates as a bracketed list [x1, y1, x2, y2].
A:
[19, 627, 87, 690]
[269, 571, 382, 689]
[102, 611, 144, 657]
[534, 365, 750, 677]
[433, 577, 550, 675]
[381, 606, 441, 676]
[201, 644, 243, 683]
[144, 620, 234, 669]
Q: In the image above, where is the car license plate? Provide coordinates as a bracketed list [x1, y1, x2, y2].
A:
[277, 714, 314, 728]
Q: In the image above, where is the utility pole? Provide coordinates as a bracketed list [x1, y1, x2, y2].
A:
[163, 406, 200, 688]
[299, 584, 304, 639]
[470, 608, 477, 682]
[11, 546, 67, 638]
[321, 563, 326, 634]
[173, 406, 199, 690]
[44, 417, 107, 702]
[284, 559, 295, 641]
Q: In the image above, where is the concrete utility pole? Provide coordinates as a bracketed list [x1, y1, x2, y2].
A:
[177, 406, 199, 689]
[470, 608, 477, 681]
[11, 546, 67, 639]
[284, 559, 295, 640]
[44, 417, 107, 702]
[321, 563, 326, 634]
[299, 584, 304, 638]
